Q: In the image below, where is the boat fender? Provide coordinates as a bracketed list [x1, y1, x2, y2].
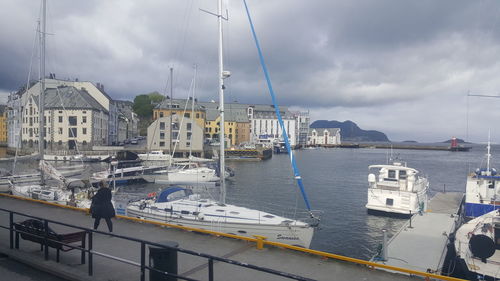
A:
[139, 202, 147, 210]
[147, 192, 157, 198]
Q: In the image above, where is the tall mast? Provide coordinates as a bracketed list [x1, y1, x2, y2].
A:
[39, 0, 46, 184]
[190, 65, 197, 160]
[169, 67, 173, 166]
[218, 0, 227, 204]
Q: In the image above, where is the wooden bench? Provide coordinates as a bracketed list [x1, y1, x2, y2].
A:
[13, 219, 86, 264]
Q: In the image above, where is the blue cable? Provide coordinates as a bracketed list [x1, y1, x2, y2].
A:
[242, 0, 312, 211]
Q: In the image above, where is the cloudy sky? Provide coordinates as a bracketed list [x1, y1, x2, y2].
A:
[2, 0, 500, 143]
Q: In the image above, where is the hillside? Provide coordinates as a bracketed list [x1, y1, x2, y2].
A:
[310, 120, 390, 142]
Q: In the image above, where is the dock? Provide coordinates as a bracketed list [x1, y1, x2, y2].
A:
[0, 195, 466, 281]
[372, 192, 464, 275]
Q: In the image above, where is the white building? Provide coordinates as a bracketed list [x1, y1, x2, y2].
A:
[307, 128, 341, 146]
[294, 111, 310, 147]
[247, 105, 297, 147]
[21, 86, 108, 151]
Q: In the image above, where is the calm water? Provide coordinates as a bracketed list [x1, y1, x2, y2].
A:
[1, 144, 497, 259]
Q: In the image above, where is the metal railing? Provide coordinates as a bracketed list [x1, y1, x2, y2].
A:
[0, 207, 314, 281]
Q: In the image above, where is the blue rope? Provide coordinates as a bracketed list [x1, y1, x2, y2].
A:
[242, 0, 312, 211]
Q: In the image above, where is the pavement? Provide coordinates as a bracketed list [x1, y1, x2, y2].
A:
[0, 195, 419, 281]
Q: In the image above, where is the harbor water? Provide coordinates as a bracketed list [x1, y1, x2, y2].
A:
[1, 144, 497, 260]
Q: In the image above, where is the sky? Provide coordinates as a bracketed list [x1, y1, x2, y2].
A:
[1, 0, 500, 143]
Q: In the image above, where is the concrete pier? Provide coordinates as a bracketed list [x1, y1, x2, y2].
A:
[372, 192, 464, 275]
[0, 195, 439, 281]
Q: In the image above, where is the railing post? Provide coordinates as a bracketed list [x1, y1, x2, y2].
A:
[44, 220, 49, 260]
[140, 242, 145, 281]
[208, 258, 214, 281]
[88, 231, 93, 276]
[253, 235, 267, 250]
[9, 212, 13, 249]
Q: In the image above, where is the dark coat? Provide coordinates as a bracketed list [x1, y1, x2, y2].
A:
[91, 188, 115, 219]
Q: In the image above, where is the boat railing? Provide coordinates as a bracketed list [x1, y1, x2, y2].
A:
[0, 207, 315, 281]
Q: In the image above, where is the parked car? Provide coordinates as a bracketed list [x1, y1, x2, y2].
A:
[131, 139, 138, 145]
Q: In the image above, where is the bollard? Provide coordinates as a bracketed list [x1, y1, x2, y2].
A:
[149, 241, 179, 281]
[408, 210, 413, 228]
[381, 229, 388, 261]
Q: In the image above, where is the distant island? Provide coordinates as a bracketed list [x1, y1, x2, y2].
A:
[310, 120, 390, 142]
[402, 140, 418, 143]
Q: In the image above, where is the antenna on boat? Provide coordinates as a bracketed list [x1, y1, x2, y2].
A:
[487, 130, 491, 173]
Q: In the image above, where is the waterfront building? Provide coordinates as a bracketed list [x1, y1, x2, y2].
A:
[248, 104, 297, 147]
[21, 86, 108, 151]
[200, 102, 250, 147]
[307, 128, 341, 146]
[293, 111, 310, 147]
[0, 105, 7, 145]
[146, 115, 203, 156]
[154, 98, 206, 131]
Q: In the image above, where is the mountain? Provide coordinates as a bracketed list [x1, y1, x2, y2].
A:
[442, 138, 467, 143]
[310, 120, 390, 142]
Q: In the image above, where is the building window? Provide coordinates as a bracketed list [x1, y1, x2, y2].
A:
[83, 128, 87, 135]
[172, 132, 179, 140]
[196, 113, 200, 119]
[58, 127, 63, 135]
[58, 116, 63, 123]
[160, 132, 165, 139]
[172, 123, 179, 130]
[184, 113, 190, 118]
[159, 122, 165, 130]
[69, 128, 77, 138]
[82, 116, 87, 123]
[159, 141, 165, 147]
[159, 112, 164, 118]
[68, 116, 77, 126]
[187, 132, 192, 140]
[187, 123, 192, 131]
[186, 142, 191, 147]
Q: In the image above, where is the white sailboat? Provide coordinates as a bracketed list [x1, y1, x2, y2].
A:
[366, 161, 429, 216]
[141, 66, 231, 184]
[127, 0, 318, 248]
[454, 209, 500, 279]
[9, 0, 92, 209]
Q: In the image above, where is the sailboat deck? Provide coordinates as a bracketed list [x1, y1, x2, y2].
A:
[0, 195, 418, 281]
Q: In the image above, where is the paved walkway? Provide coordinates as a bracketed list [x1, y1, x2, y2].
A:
[0, 196, 418, 281]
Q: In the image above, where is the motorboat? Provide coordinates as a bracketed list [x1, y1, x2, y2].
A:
[366, 162, 429, 216]
[464, 142, 500, 219]
[138, 150, 172, 162]
[127, 187, 315, 247]
[454, 209, 500, 280]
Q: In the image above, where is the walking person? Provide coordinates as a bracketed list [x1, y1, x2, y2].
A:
[91, 181, 115, 232]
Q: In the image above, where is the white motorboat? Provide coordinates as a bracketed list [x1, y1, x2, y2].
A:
[127, 187, 314, 247]
[454, 209, 500, 280]
[366, 162, 429, 216]
[464, 141, 500, 219]
[127, 0, 318, 248]
[138, 151, 172, 162]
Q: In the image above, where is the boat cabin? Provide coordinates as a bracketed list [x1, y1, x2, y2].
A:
[368, 164, 420, 192]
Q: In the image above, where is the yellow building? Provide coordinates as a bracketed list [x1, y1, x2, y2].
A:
[153, 99, 206, 130]
[0, 105, 7, 144]
[203, 104, 250, 147]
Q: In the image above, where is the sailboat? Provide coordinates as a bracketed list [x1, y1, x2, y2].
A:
[141, 67, 231, 185]
[464, 140, 500, 219]
[127, 0, 319, 248]
[9, 0, 92, 208]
